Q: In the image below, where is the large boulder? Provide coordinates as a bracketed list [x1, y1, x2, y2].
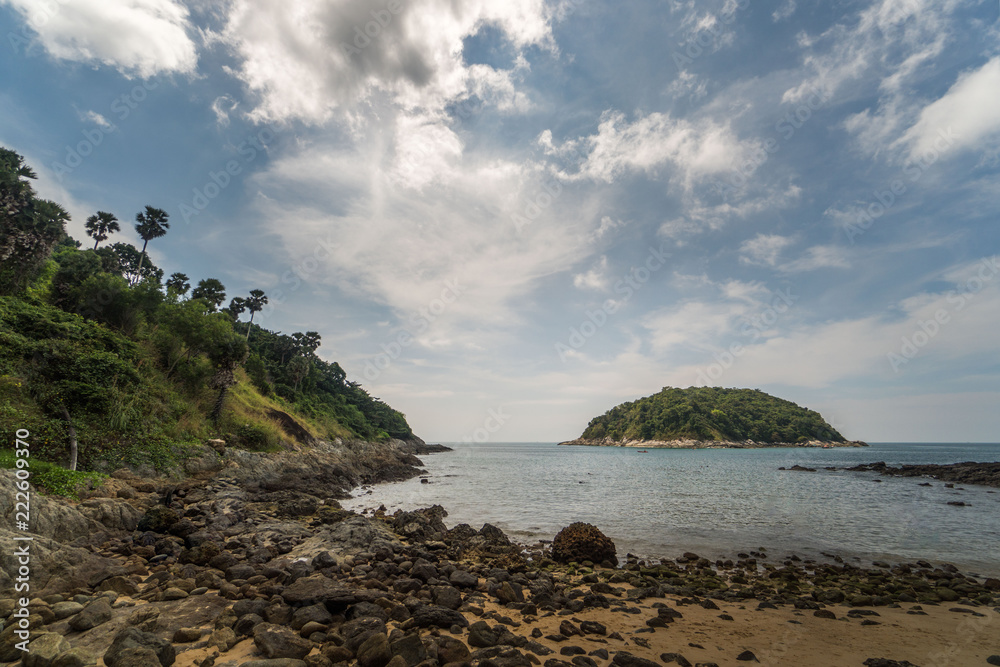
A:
[22, 633, 71, 667]
[76, 498, 143, 532]
[104, 628, 175, 667]
[391, 506, 448, 542]
[252, 623, 312, 660]
[550, 523, 618, 566]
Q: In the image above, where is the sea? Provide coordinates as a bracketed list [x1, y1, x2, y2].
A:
[341, 442, 1000, 577]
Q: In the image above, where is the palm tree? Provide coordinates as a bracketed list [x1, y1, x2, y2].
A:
[244, 289, 268, 341]
[84, 211, 120, 249]
[165, 272, 190, 297]
[133, 206, 169, 285]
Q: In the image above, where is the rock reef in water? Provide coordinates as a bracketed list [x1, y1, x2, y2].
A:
[844, 461, 1000, 488]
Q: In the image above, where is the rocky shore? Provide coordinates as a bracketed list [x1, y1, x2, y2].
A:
[2, 439, 999, 667]
[841, 461, 1000, 489]
[558, 438, 868, 449]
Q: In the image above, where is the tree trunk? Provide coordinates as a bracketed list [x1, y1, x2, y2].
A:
[246, 312, 254, 341]
[210, 386, 228, 423]
[93, 238, 100, 249]
[58, 403, 78, 471]
[134, 238, 149, 285]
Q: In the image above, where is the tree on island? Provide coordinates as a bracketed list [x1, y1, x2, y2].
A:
[133, 206, 169, 285]
[84, 211, 120, 249]
[166, 272, 190, 297]
[244, 289, 268, 341]
[191, 278, 226, 312]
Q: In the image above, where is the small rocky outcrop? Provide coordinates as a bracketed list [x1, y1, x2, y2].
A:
[551, 522, 618, 566]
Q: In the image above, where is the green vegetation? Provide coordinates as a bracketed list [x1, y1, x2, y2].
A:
[0, 450, 106, 499]
[580, 386, 846, 443]
[0, 147, 414, 484]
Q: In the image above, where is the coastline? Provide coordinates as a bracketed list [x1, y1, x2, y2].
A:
[3, 440, 999, 667]
[557, 437, 869, 449]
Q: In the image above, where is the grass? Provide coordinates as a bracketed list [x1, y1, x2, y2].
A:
[0, 450, 106, 499]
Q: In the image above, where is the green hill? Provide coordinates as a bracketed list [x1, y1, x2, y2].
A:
[0, 146, 415, 488]
[575, 386, 847, 444]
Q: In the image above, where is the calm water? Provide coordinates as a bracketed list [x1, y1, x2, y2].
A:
[342, 442, 1000, 576]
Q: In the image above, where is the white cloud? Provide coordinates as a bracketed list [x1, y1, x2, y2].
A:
[653, 256, 1000, 389]
[739, 233, 794, 267]
[772, 0, 795, 22]
[784, 0, 960, 157]
[900, 57, 1000, 160]
[250, 130, 601, 348]
[80, 110, 114, 130]
[218, 0, 553, 124]
[211, 95, 239, 126]
[3, 0, 198, 77]
[778, 244, 850, 273]
[573, 256, 609, 291]
[549, 110, 760, 189]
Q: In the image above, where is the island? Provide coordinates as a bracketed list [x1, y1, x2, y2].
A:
[560, 386, 868, 448]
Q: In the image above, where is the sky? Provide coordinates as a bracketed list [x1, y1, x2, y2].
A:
[2, 0, 1000, 443]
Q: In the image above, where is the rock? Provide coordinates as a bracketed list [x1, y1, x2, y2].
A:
[77, 498, 144, 532]
[281, 576, 369, 606]
[173, 628, 203, 643]
[660, 654, 692, 667]
[391, 506, 449, 542]
[469, 621, 500, 648]
[241, 661, 307, 667]
[389, 633, 426, 665]
[137, 507, 180, 533]
[985, 656, 1000, 666]
[934, 588, 960, 602]
[610, 652, 659, 667]
[550, 523, 617, 566]
[51, 648, 97, 667]
[108, 648, 162, 667]
[162, 588, 189, 601]
[69, 598, 113, 631]
[407, 605, 468, 629]
[356, 633, 392, 667]
[128, 606, 160, 633]
[496, 582, 525, 604]
[253, 624, 312, 660]
[480, 524, 512, 546]
[321, 646, 354, 664]
[432, 586, 462, 610]
[436, 637, 471, 664]
[813, 609, 836, 620]
[104, 628, 176, 667]
[559, 647, 585, 657]
[450, 570, 478, 588]
[579, 621, 606, 636]
[210, 628, 238, 652]
[861, 661, 920, 667]
[291, 604, 334, 630]
[98, 576, 140, 596]
[735, 651, 758, 662]
[22, 633, 71, 667]
[51, 601, 85, 620]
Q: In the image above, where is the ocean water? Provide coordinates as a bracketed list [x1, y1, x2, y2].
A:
[342, 442, 1000, 576]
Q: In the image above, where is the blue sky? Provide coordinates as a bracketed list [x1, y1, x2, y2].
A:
[2, 0, 1000, 443]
